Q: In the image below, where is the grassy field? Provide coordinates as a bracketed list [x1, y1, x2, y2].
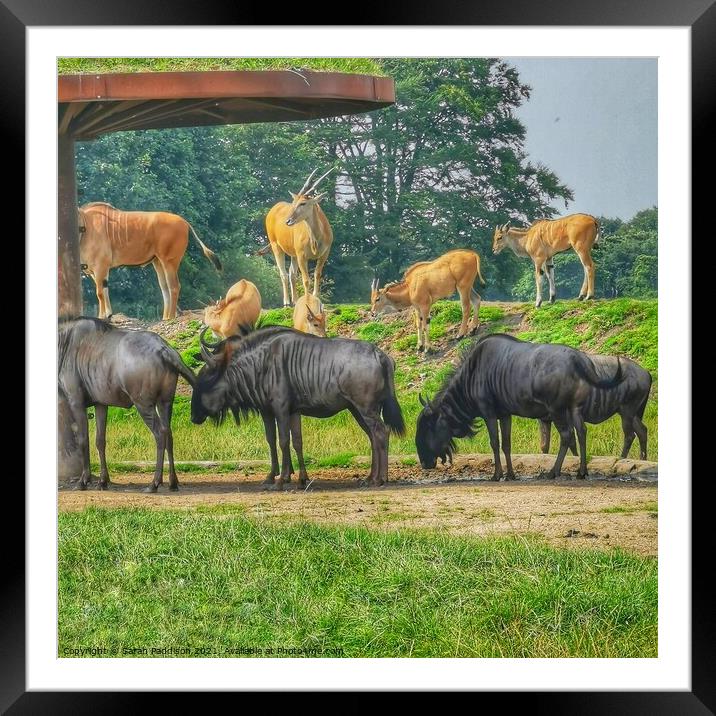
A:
[91, 298, 658, 465]
[58, 508, 657, 658]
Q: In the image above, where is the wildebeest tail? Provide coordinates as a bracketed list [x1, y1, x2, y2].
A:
[188, 222, 223, 273]
[381, 356, 406, 436]
[574, 354, 623, 389]
[161, 346, 197, 388]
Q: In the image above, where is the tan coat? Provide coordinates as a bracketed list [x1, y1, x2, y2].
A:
[203, 280, 262, 339]
[292, 294, 327, 337]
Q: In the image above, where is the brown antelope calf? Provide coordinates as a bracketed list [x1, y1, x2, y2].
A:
[370, 249, 486, 352]
[292, 293, 327, 337]
[264, 169, 335, 307]
[78, 202, 221, 320]
[492, 213, 600, 307]
[203, 280, 262, 339]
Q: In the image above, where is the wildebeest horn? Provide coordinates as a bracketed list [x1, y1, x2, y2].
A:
[306, 167, 335, 196]
[297, 169, 319, 195]
[198, 325, 219, 365]
[419, 393, 428, 407]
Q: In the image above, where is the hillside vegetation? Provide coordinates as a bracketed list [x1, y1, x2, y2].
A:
[96, 298, 658, 465]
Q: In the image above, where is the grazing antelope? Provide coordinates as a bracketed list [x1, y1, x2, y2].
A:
[370, 249, 486, 353]
[293, 293, 327, 337]
[203, 279, 262, 339]
[264, 169, 335, 307]
[78, 202, 222, 321]
[492, 213, 600, 307]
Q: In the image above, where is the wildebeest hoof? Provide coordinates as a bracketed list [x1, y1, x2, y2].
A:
[490, 474, 502, 482]
[143, 484, 159, 493]
[576, 470, 588, 479]
[75, 482, 88, 491]
[169, 483, 179, 491]
[505, 472, 516, 481]
[544, 470, 557, 480]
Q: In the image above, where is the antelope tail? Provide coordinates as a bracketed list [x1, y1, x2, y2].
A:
[188, 223, 222, 273]
[475, 254, 487, 286]
[594, 218, 602, 244]
[255, 243, 273, 257]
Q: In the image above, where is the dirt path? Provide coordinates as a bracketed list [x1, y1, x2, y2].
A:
[59, 461, 657, 557]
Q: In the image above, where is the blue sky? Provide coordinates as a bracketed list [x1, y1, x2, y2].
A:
[505, 58, 657, 221]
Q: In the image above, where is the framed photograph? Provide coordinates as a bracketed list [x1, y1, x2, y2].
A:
[10, 0, 708, 709]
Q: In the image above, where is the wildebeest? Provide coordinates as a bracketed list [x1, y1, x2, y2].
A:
[370, 249, 486, 352]
[191, 326, 405, 487]
[263, 169, 335, 306]
[292, 293, 327, 337]
[492, 213, 600, 306]
[58, 317, 196, 491]
[78, 202, 222, 320]
[538, 354, 652, 460]
[203, 279, 262, 339]
[415, 334, 623, 480]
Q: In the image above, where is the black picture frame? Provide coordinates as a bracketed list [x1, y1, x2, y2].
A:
[8, 1, 708, 711]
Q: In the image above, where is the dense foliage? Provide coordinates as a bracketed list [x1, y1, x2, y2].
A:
[74, 58, 655, 318]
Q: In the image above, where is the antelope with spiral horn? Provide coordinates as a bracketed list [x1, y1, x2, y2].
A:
[263, 168, 336, 306]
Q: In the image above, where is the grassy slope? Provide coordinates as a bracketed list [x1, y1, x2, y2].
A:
[95, 298, 658, 464]
[59, 509, 657, 658]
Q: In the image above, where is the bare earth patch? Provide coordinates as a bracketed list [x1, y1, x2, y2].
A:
[59, 455, 657, 557]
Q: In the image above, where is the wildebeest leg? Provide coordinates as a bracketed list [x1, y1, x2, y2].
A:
[499, 416, 516, 480]
[289, 414, 309, 486]
[620, 413, 637, 459]
[275, 415, 293, 488]
[270, 245, 292, 307]
[546, 262, 556, 303]
[469, 289, 482, 334]
[572, 410, 588, 478]
[349, 408, 379, 484]
[485, 417, 503, 481]
[152, 258, 171, 321]
[159, 399, 179, 491]
[95, 404, 111, 489]
[548, 418, 574, 478]
[135, 404, 166, 493]
[260, 412, 279, 484]
[313, 252, 329, 297]
[363, 414, 389, 486]
[72, 405, 93, 489]
[539, 420, 551, 453]
[533, 258, 545, 308]
[633, 416, 648, 461]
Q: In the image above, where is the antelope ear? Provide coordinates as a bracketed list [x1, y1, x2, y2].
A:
[310, 192, 326, 203]
[502, 222, 510, 231]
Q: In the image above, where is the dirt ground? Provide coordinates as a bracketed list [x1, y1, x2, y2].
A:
[58, 456, 658, 557]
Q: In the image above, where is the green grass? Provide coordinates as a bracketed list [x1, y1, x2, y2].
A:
[90, 298, 658, 465]
[58, 509, 657, 658]
[58, 58, 385, 76]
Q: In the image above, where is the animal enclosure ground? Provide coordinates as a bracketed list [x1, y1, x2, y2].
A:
[59, 460, 657, 557]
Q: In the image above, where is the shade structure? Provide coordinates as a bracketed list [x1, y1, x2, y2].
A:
[57, 68, 395, 478]
[58, 70, 395, 139]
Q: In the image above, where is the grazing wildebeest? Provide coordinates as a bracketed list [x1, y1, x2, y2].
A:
[538, 354, 652, 460]
[190, 326, 405, 488]
[292, 293, 327, 337]
[58, 317, 196, 492]
[78, 202, 222, 320]
[203, 279, 262, 339]
[263, 168, 335, 306]
[415, 334, 623, 480]
[370, 249, 486, 352]
[492, 213, 600, 306]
